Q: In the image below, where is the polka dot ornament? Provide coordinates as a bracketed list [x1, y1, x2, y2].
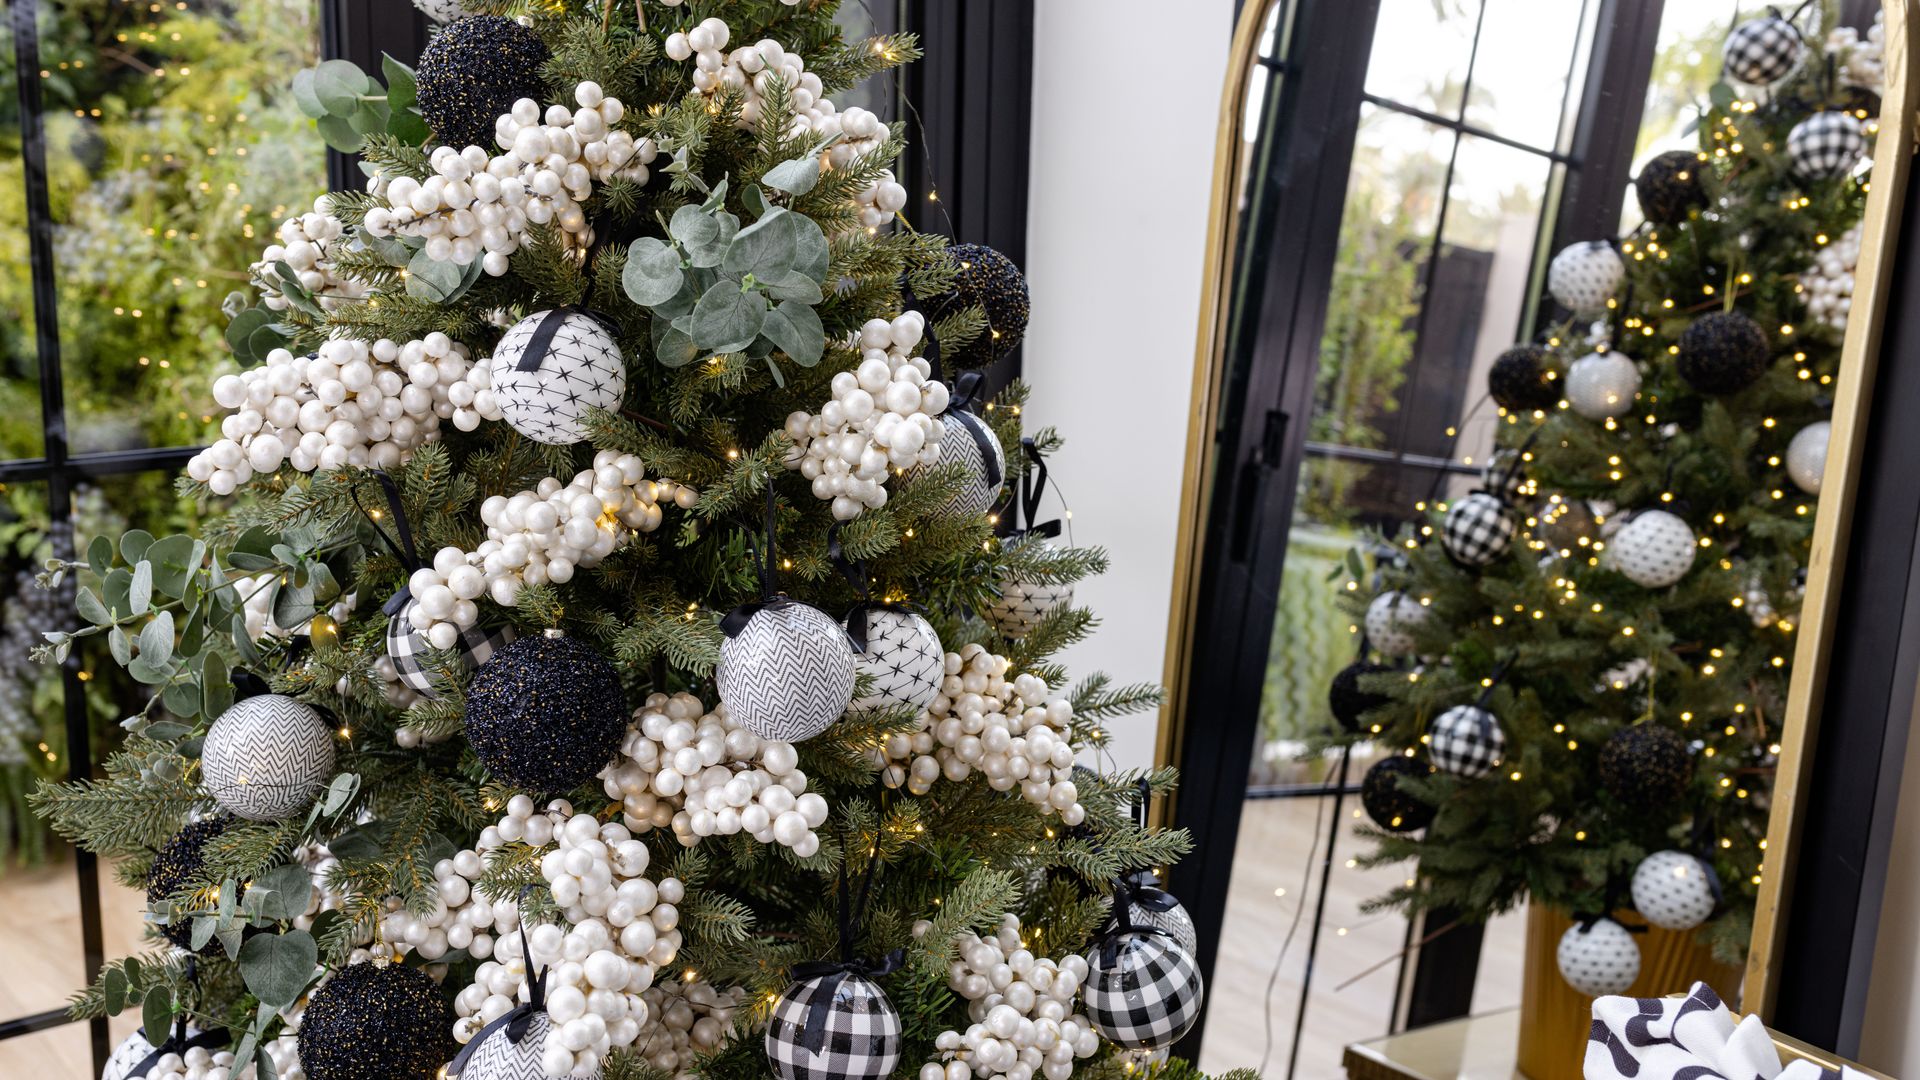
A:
[1607, 509, 1696, 588]
[1547, 241, 1624, 317]
[1556, 918, 1641, 997]
[1364, 591, 1431, 657]
[488, 309, 627, 446]
[1631, 850, 1718, 932]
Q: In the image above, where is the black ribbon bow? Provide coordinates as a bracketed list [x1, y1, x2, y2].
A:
[447, 894, 552, 1076]
[1575, 877, 1651, 934]
[1008, 437, 1061, 539]
[828, 522, 918, 654]
[127, 1017, 229, 1079]
[945, 371, 1004, 490]
[350, 471, 423, 616]
[721, 485, 806, 638]
[513, 306, 620, 373]
[784, 838, 902, 1055]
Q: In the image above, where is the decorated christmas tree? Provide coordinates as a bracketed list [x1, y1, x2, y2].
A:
[1337, 5, 1882, 995]
[27, 5, 1233, 1080]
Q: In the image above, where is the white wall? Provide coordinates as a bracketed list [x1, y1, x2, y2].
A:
[1022, 0, 1235, 773]
[1858, 707, 1920, 1073]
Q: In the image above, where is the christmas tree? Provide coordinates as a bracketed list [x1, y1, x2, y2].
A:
[1338, 5, 1881, 994]
[27, 4, 1234, 1080]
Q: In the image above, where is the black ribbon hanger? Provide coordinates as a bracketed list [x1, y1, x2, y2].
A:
[512, 305, 621, 372]
[127, 958, 229, 1078]
[1008, 437, 1061, 539]
[349, 470, 423, 617]
[787, 844, 904, 1055]
[447, 888, 553, 1075]
[901, 278, 1003, 491]
[1574, 877, 1649, 934]
[720, 485, 793, 639]
[828, 523, 922, 654]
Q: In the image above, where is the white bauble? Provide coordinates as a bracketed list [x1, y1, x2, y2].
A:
[1547, 241, 1624, 317]
[846, 608, 943, 715]
[984, 552, 1075, 638]
[201, 694, 336, 821]
[1631, 850, 1717, 932]
[717, 601, 857, 742]
[1607, 510, 1696, 589]
[412, 0, 470, 21]
[1565, 352, 1641, 420]
[904, 407, 1004, 519]
[1787, 420, 1830, 495]
[1556, 918, 1641, 997]
[488, 310, 626, 445]
[1364, 591, 1430, 657]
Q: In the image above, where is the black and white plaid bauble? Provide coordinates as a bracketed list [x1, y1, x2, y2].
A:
[984, 559, 1074, 638]
[488, 309, 626, 446]
[1608, 510, 1696, 588]
[1565, 352, 1641, 420]
[1481, 449, 1528, 503]
[1363, 590, 1430, 657]
[1631, 850, 1717, 932]
[453, 1011, 560, 1080]
[1082, 931, 1205, 1051]
[1723, 12, 1803, 86]
[847, 608, 943, 715]
[764, 973, 902, 1080]
[202, 694, 336, 821]
[1788, 111, 1866, 181]
[718, 601, 857, 743]
[386, 599, 515, 696]
[1556, 918, 1641, 997]
[906, 407, 1005, 519]
[1441, 492, 1516, 567]
[1428, 704, 1504, 779]
[1547, 241, 1624, 317]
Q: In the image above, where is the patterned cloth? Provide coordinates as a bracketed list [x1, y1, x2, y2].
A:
[1428, 704, 1505, 778]
[1587, 982, 1868, 1080]
[1082, 933, 1205, 1051]
[1442, 492, 1516, 567]
[1723, 14, 1803, 85]
[764, 974, 901, 1080]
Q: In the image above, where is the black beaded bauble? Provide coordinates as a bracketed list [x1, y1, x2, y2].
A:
[147, 818, 244, 955]
[1599, 724, 1694, 806]
[1362, 756, 1436, 833]
[924, 243, 1030, 365]
[1488, 345, 1560, 411]
[1677, 311, 1770, 395]
[1635, 150, 1708, 225]
[414, 16, 550, 152]
[464, 631, 627, 793]
[1329, 661, 1394, 733]
[297, 962, 458, 1080]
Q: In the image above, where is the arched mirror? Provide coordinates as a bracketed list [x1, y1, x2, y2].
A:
[1160, 1, 1914, 1076]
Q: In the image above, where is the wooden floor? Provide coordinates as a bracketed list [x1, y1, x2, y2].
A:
[0, 800, 1524, 1078]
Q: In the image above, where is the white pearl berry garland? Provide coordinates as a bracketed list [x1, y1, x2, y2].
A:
[403, 451, 696, 642]
[784, 313, 949, 520]
[190, 334, 493, 493]
[875, 645, 1086, 826]
[365, 82, 655, 274]
[1830, 12, 1885, 92]
[630, 978, 749, 1078]
[249, 197, 365, 313]
[600, 692, 830, 855]
[920, 914, 1101, 1080]
[139, 1045, 239, 1080]
[1801, 220, 1862, 331]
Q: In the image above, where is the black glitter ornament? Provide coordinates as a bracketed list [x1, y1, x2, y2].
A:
[1361, 756, 1436, 833]
[1677, 311, 1770, 395]
[1599, 724, 1694, 806]
[923, 243, 1031, 365]
[464, 631, 627, 793]
[1635, 150, 1707, 225]
[1329, 661, 1393, 733]
[297, 962, 458, 1080]
[414, 16, 549, 152]
[147, 818, 246, 955]
[1488, 345, 1560, 411]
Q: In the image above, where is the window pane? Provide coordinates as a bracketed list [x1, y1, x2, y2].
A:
[0, 481, 63, 873]
[1463, 0, 1590, 151]
[1363, 0, 1480, 119]
[44, 0, 324, 455]
[0, 14, 44, 458]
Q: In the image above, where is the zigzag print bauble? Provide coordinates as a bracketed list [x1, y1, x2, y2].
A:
[717, 601, 856, 743]
[201, 694, 336, 821]
[464, 632, 628, 793]
[455, 1012, 598, 1080]
[905, 407, 1003, 519]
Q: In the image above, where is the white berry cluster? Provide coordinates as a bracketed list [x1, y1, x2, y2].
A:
[364, 82, 655, 274]
[666, 24, 906, 230]
[141, 1045, 238, 1080]
[599, 692, 830, 855]
[190, 334, 493, 494]
[783, 313, 949, 520]
[919, 914, 1101, 1080]
[403, 451, 696, 642]
[629, 978, 750, 1078]
[1801, 220, 1862, 330]
[249, 197, 365, 313]
[876, 646, 1086, 825]
[451, 799, 689, 1078]
[1830, 12, 1885, 92]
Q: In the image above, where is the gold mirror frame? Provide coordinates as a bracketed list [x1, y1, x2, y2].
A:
[1158, 0, 1920, 1020]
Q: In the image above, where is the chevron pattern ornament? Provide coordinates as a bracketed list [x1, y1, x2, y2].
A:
[488, 309, 626, 446]
[846, 608, 943, 716]
[905, 407, 1003, 519]
[453, 1012, 577, 1080]
[201, 693, 337, 821]
[983, 552, 1074, 639]
[386, 598, 516, 696]
[717, 601, 856, 743]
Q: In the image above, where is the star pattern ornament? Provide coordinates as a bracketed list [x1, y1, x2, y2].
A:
[489, 309, 627, 446]
[846, 607, 943, 716]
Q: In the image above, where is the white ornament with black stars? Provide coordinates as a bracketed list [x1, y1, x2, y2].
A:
[1608, 509, 1697, 588]
[1428, 704, 1505, 779]
[764, 972, 902, 1080]
[1723, 11, 1805, 86]
[717, 601, 857, 743]
[1365, 591, 1431, 657]
[1787, 420, 1829, 494]
[1080, 931, 1205, 1051]
[200, 694, 336, 821]
[411, 0, 470, 22]
[1441, 492, 1516, 567]
[385, 597, 514, 695]
[488, 309, 626, 446]
[1547, 241, 1624, 317]
[1565, 352, 1641, 420]
[1788, 111, 1867, 181]
[1557, 917, 1641, 997]
[984, 544, 1075, 638]
[847, 608, 944, 715]
[1631, 850, 1718, 932]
